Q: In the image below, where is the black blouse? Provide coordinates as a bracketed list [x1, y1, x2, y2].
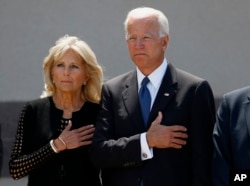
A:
[9, 97, 101, 186]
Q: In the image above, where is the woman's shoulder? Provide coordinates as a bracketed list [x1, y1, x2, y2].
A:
[24, 96, 51, 108]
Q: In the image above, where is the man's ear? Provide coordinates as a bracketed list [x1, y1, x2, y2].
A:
[162, 34, 169, 51]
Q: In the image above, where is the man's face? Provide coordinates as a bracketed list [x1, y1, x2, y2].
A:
[126, 16, 169, 75]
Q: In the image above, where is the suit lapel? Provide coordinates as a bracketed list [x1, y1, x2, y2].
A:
[245, 93, 250, 136]
[149, 63, 177, 126]
[122, 71, 145, 130]
[121, 64, 178, 130]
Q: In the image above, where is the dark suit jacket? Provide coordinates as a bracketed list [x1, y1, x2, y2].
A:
[0, 124, 2, 176]
[92, 63, 216, 186]
[212, 86, 250, 186]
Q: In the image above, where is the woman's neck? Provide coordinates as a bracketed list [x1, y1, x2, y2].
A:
[53, 92, 85, 118]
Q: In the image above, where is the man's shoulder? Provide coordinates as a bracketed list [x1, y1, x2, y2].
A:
[176, 67, 205, 82]
[224, 86, 250, 99]
[220, 86, 250, 108]
[105, 70, 136, 85]
[167, 63, 205, 83]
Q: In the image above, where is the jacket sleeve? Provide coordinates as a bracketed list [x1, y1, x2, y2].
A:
[9, 104, 56, 180]
[91, 84, 142, 169]
[212, 95, 231, 186]
[190, 80, 216, 186]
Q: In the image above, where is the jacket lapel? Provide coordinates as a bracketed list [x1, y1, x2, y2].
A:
[122, 71, 145, 131]
[245, 93, 250, 136]
[121, 64, 178, 130]
[149, 63, 177, 126]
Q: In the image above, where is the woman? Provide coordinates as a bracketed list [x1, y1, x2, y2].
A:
[9, 35, 103, 186]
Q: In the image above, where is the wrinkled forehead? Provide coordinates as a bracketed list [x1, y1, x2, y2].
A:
[128, 13, 158, 23]
[127, 16, 160, 35]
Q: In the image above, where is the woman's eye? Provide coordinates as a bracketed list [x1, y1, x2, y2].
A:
[71, 65, 79, 69]
[56, 63, 64, 67]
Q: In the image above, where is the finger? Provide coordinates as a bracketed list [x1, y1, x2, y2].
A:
[80, 133, 94, 141]
[170, 143, 183, 149]
[80, 140, 92, 146]
[174, 132, 188, 139]
[151, 111, 163, 126]
[78, 127, 95, 136]
[171, 125, 187, 132]
[63, 121, 72, 131]
[172, 138, 187, 146]
[78, 124, 95, 132]
[79, 128, 95, 138]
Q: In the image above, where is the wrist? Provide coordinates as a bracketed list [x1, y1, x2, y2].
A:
[146, 132, 153, 148]
[54, 137, 67, 151]
[58, 137, 67, 150]
[50, 140, 60, 153]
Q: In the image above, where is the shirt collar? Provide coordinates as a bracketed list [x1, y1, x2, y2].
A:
[137, 58, 168, 89]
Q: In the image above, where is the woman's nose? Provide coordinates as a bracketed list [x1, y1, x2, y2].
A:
[63, 67, 70, 75]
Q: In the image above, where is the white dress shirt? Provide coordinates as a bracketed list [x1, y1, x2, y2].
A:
[136, 58, 168, 160]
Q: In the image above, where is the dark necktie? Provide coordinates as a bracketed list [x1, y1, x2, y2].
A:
[139, 77, 151, 126]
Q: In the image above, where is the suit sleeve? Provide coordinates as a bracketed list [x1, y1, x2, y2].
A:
[91, 84, 142, 169]
[212, 95, 231, 186]
[191, 80, 216, 186]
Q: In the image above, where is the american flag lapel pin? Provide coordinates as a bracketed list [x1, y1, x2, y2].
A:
[164, 93, 170, 96]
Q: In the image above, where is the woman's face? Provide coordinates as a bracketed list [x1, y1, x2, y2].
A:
[51, 49, 88, 94]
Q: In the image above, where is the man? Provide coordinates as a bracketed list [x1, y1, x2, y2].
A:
[91, 7, 216, 186]
[0, 124, 2, 177]
[212, 86, 250, 186]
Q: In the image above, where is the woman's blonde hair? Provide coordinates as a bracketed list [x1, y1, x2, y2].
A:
[41, 35, 103, 103]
